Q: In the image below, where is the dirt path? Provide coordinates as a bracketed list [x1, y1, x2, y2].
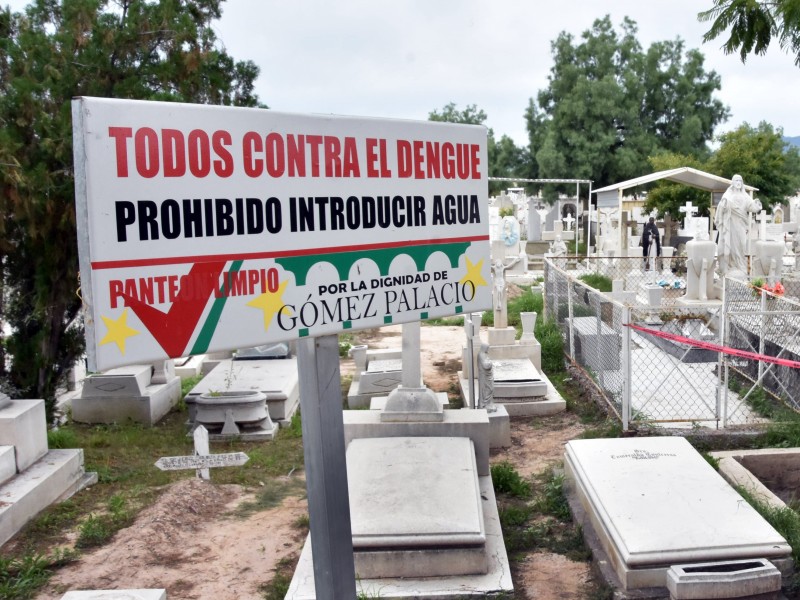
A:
[36, 324, 595, 600]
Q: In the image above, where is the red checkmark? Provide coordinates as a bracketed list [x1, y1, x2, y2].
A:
[122, 261, 227, 358]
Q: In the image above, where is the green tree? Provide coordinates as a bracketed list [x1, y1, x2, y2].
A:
[708, 122, 800, 208]
[429, 102, 528, 194]
[699, 0, 800, 66]
[644, 152, 710, 218]
[528, 16, 728, 190]
[428, 102, 487, 125]
[0, 0, 261, 415]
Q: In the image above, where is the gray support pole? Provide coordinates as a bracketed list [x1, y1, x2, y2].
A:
[297, 335, 357, 599]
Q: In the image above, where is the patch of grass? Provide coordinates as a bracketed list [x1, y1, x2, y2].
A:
[446, 381, 463, 409]
[293, 514, 310, 530]
[498, 502, 532, 528]
[737, 486, 800, 592]
[538, 318, 566, 374]
[0, 549, 76, 600]
[75, 493, 132, 549]
[491, 462, 532, 498]
[47, 428, 79, 449]
[5, 406, 307, 562]
[338, 332, 354, 357]
[258, 556, 296, 600]
[341, 374, 353, 407]
[424, 315, 465, 327]
[578, 273, 612, 292]
[580, 419, 624, 439]
[533, 470, 571, 522]
[702, 452, 720, 470]
[234, 478, 305, 518]
[180, 373, 204, 397]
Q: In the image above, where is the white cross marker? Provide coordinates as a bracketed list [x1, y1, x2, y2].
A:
[755, 210, 769, 241]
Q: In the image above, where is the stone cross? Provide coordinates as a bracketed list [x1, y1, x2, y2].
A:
[756, 210, 770, 241]
[678, 201, 698, 230]
[563, 213, 575, 231]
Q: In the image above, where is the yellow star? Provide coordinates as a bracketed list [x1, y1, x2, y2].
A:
[247, 279, 292, 331]
[99, 308, 140, 355]
[459, 256, 488, 288]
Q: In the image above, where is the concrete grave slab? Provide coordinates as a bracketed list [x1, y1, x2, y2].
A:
[173, 355, 206, 379]
[347, 437, 486, 578]
[0, 446, 15, 486]
[0, 400, 48, 472]
[565, 437, 791, 591]
[369, 392, 449, 411]
[60, 591, 166, 600]
[343, 409, 491, 476]
[572, 316, 621, 371]
[185, 359, 299, 426]
[286, 474, 512, 599]
[75, 365, 181, 425]
[492, 358, 547, 398]
[0, 449, 95, 546]
[348, 437, 485, 547]
[80, 365, 151, 397]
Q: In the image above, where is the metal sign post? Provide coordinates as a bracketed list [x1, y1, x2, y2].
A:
[297, 334, 356, 599]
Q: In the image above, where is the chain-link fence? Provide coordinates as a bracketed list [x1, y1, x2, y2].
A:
[543, 257, 774, 430]
[722, 278, 800, 419]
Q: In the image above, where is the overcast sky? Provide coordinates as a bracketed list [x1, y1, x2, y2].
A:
[6, 0, 799, 147]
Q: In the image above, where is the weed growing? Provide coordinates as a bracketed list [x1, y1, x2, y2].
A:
[577, 273, 613, 292]
[0, 549, 76, 600]
[533, 470, 571, 521]
[180, 374, 204, 397]
[233, 478, 305, 518]
[47, 428, 79, 449]
[258, 556, 296, 600]
[736, 486, 800, 593]
[491, 462, 532, 498]
[75, 493, 132, 549]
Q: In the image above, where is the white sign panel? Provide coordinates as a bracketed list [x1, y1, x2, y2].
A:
[154, 452, 249, 471]
[73, 98, 491, 371]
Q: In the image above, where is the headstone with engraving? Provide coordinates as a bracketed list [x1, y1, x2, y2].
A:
[527, 199, 542, 242]
[565, 437, 791, 592]
[75, 362, 182, 425]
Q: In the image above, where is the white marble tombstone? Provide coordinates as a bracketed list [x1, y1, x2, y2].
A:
[527, 199, 542, 242]
[565, 437, 791, 591]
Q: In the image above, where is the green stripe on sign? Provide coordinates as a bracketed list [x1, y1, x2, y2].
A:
[276, 242, 471, 286]
[191, 260, 242, 354]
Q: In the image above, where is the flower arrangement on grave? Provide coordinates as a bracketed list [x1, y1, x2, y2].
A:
[764, 281, 785, 296]
[750, 278, 785, 297]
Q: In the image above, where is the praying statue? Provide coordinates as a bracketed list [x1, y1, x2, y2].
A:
[549, 235, 567, 256]
[492, 257, 521, 328]
[714, 174, 762, 277]
[477, 343, 496, 412]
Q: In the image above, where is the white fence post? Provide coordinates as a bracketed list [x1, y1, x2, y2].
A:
[622, 305, 631, 431]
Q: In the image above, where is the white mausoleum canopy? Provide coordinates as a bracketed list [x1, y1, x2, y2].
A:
[594, 167, 759, 195]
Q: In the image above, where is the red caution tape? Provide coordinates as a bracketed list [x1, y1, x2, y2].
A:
[626, 323, 800, 369]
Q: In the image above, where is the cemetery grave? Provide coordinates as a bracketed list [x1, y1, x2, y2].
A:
[3, 321, 614, 600]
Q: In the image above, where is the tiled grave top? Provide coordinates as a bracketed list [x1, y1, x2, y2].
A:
[493, 359, 541, 382]
[566, 437, 790, 567]
[187, 358, 297, 397]
[366, 358, 403, 373]
[347, 436, 485, 548]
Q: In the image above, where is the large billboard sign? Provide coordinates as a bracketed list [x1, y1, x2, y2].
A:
[73, 97, 491, 371]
